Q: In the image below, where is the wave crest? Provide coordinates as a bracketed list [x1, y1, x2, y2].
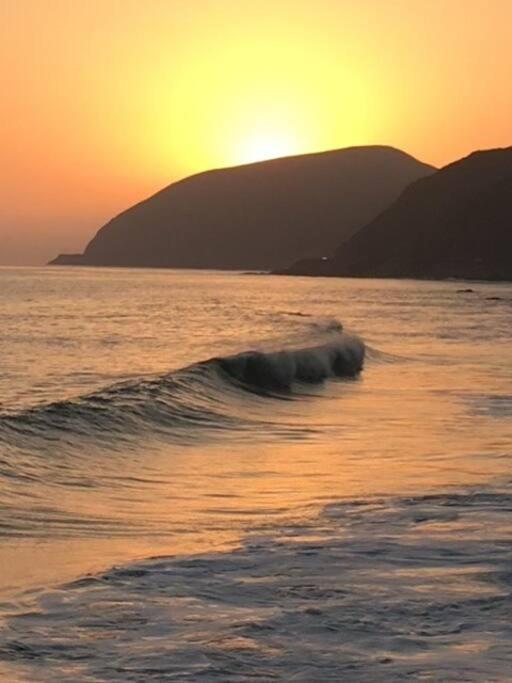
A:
[0, 328, 364, 446]
[216, 336, 363, 390]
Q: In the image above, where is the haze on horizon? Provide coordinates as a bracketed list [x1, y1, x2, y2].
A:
[1, 0, 511, 266]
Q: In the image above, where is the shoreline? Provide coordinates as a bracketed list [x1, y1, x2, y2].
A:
[42, 263, 512, 285]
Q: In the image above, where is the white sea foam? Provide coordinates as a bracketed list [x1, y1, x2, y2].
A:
[1, 486, 511, 682]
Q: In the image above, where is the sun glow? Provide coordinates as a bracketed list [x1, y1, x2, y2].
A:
[137, 23, 380, 178]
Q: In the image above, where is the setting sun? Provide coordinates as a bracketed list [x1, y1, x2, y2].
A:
[238, 131, 300, 164]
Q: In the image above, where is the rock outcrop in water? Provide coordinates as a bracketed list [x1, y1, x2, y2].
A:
[283, 147, 512, 281]
[49, 146, 434, 271]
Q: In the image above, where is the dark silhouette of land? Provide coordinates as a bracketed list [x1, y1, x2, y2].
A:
[49, 146, 434, 271]
[282, 147, 512, 281]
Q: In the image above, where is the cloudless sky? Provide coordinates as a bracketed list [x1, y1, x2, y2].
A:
[1, 0, 511, 264]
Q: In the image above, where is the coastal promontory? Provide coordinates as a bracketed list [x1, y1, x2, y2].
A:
[283, 147, 512, 281]
[50, 146, 434, 271]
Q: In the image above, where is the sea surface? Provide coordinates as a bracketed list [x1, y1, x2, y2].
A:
[0, 266, 511, 682]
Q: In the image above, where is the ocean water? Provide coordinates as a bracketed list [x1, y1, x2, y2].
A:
[0, 266, 511, 682]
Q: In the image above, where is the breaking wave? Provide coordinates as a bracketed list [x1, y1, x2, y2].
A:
[0, 326, 364, 447]
[215, 335, 362, 390]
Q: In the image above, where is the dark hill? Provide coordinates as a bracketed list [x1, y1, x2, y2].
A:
[284, 147, 512, 281]
[49, 146, 434, 271]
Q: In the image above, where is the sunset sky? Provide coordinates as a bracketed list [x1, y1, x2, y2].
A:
[1, 0, 511, 265]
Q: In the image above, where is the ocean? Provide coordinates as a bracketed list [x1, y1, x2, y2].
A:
[0, 266, 511, 682]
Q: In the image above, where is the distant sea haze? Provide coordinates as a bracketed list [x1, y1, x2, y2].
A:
[1, 268, 511, 680]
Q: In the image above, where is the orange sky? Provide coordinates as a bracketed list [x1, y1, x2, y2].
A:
[1, 0, 511, 265]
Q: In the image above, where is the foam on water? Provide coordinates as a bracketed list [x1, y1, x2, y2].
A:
[1, 485, 511, 682]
